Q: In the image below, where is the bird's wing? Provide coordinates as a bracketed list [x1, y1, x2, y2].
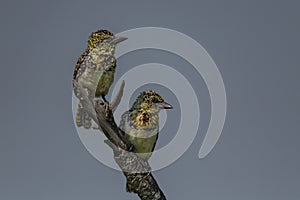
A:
[150, 132, 159, 153]
[73, 50, 89, 85]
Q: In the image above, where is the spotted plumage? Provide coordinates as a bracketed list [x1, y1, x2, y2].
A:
[119, 90, 172, 160]
[73, 30, 115, 82]
[73, 29, 127, 129]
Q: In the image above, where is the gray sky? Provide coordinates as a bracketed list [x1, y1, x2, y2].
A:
[1, 0, 299, 199]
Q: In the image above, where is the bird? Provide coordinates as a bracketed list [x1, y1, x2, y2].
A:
[73, 29, 127, 129]
[119, 90, 173, 161]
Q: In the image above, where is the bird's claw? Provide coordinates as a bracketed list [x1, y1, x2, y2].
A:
[103, 102, 110, 117]
[93, 97, 111, 117]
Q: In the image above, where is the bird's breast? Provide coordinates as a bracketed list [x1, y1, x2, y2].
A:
[75, 52, 115, 98]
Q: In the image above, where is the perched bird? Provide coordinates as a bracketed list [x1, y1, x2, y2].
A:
[119, 90, 173, 160]
[73, 29, 127, 129]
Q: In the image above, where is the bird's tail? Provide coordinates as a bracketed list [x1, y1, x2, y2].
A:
[76, 102, 92, 129]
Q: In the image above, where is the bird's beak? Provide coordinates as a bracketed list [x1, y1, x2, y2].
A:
[158, 102, 173, 109]
[110, 36, 128, 45]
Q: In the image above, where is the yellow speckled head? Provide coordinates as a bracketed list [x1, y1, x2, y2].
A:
[131, 90, 172, 112]
[141, 90, 164, 105]
[87, 29, 114, 51]
[133, 90, 163, 109]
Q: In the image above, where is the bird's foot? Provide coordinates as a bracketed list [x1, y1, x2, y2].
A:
[93, 97, 110, 118]
[103, 102, 110, 117]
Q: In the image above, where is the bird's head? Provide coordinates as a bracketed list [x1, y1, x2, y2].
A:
[131, 90, 173, 115]
[130, 90, 172, 127]
[87, 29, 127, 55]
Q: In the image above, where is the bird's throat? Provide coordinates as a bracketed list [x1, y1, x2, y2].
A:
[133, 111, 159, 128]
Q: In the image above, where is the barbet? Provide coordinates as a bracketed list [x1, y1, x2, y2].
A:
[73, 30, 127, 129]
[119, 90, 173, 160]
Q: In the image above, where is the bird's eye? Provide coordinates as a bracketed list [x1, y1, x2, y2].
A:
[104, 38, 112, 42]
[152, 98, 159, 103]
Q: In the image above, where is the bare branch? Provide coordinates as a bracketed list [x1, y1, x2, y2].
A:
[95, 101, 167, 200]
[73, 80, 167, 200]
[105, 140, 167, 200]
[110, 80, 125, 112]
[94, 100, 130, 150]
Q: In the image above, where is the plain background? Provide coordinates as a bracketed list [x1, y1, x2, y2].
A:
[1, 0, 299, 199]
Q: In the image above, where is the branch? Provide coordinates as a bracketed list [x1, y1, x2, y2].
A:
[110, 80, 125, 113]
[73, 80, 167, 200]
[104, 140, 166, 200]
[94, 99, 167, 200]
